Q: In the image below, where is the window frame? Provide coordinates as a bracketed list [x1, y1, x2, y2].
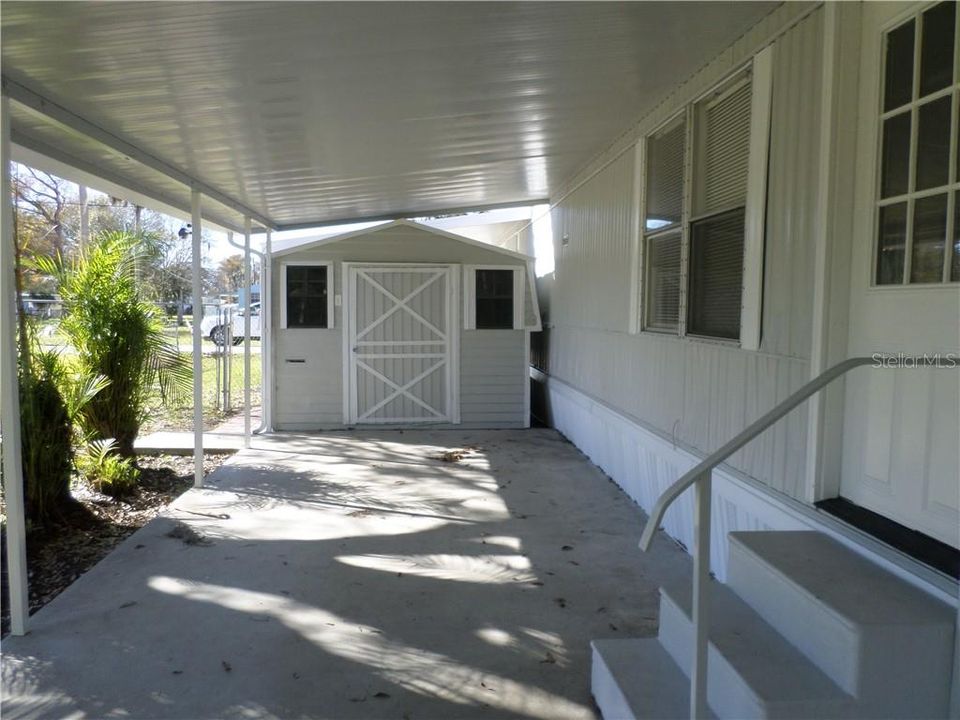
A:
[463, 264, 525, 330]
[637, 46, 772, 350]
[280, 260, 335, 329]
[871, 1, 960, 288]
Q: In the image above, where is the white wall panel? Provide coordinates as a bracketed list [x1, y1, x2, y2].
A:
[551, 149, 635, 333]
[543, 9, 825, 501]
[536, 373, 957, 604]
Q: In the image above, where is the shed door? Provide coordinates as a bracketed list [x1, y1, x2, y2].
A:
[347, 265, 456, 424]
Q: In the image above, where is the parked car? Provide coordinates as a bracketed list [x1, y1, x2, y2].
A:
[200, 302, 261, 346]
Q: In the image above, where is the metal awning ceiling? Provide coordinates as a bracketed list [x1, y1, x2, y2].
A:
[1, 1, 778, 233]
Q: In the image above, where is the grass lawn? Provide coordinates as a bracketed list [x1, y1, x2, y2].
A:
[28, 317, 264, 434]
[141, 351, 263, 434]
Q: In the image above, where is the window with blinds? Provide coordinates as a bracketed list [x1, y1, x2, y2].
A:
[646, 118, 685, 231]
[694, 77, 752, 217]
[645, 231, 682, 330]
[688, 208, 745, 339]
[643, 117, 685, 331]
[640, 64, 764, 342]
[687, 74, 751, 339]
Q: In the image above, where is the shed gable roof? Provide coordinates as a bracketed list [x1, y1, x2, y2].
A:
[272, 220, 533, 261]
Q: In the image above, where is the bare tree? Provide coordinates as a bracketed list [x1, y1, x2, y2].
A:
[14, 167, 74, 258]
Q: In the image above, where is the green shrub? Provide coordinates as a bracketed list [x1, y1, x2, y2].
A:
[76, 439, 140, 497]
[33, 233, 191, 456]
[17, 332, 110, 523]
[18, 346, 73, 522]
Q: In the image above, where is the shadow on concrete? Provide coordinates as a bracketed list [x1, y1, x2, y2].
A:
[1, 429, 691, 720]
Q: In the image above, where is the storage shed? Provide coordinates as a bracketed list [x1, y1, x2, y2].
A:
[271, 220, 541, 430]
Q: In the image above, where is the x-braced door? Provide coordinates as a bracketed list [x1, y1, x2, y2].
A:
[347, 265, 455, 424]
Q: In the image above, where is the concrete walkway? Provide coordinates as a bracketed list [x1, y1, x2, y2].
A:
[2, 430, 691, 720]
[134, 407, 263, 455]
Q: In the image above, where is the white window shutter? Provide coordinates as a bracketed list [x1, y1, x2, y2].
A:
[513, 267, 525, 330]
[741, 45, 773, 351]
[463, 265, 477, 330]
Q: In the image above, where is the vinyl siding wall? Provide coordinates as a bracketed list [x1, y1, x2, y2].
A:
[540, 5, 824, 501]
[272, 224, 531, 429]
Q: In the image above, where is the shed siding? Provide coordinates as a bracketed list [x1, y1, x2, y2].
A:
[273, 224, 532, 429]
[460, 329, 527, 426]
[541, 8, 823, 500]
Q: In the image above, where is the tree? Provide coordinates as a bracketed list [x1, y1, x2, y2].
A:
[217, 254, 245, 293]
[13, 167, 74, 259]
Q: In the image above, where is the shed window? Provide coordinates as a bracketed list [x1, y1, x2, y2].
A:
[284, 264, 330, 328]
[639, 47, 771, 349]
[875, 2, 959, 286]
[475, 269, 514, 329]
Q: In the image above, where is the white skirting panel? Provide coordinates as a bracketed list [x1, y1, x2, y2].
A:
[537, 371, 958, 604]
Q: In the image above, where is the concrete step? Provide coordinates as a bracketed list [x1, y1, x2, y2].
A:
[727, 531, 955, 718]
[592, 638, 717, 720]
[658, 576, 856, 719]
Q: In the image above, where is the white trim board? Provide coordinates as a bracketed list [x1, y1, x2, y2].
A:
[535, 371, 958, 606]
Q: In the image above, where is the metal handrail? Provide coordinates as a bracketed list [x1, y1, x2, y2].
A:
[637, 354, 955, 719]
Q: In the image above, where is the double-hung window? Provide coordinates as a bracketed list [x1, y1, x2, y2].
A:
[875, 1, 959, 285]
[641, 49, 771, 348]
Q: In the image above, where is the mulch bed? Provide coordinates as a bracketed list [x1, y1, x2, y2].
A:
[1, 453, 229, 638]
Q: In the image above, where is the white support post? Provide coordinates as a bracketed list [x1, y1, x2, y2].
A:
[263, 231, 272, 432]
[0, 94, 29, 636]
[690, 473, 712, 720]
[243, 217, 252, 448]
[191, 190, 204, 487]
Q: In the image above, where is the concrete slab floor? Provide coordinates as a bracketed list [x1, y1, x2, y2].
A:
[1, 429, 692, 720]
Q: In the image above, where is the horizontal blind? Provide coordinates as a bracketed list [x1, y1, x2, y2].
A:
[688, 208, 745, 339]
[645, 231, 681, 330]
[698, 77, 752, 215]
[645, 120, 685, 230]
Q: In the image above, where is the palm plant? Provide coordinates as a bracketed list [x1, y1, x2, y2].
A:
[17, 329, 109, 522]
[33, 232, 192, 456]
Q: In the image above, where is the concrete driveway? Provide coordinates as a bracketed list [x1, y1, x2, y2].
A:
[1, 429, 690, 720]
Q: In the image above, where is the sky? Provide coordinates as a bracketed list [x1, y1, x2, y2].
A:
[19, 164, 555, 277]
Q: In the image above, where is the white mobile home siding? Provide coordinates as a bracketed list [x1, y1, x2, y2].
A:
[540, 5, 823, 503]
[272, 224, 533, 430]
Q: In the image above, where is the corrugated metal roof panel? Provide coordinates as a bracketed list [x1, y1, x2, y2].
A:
[1, 1, 778, 227]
